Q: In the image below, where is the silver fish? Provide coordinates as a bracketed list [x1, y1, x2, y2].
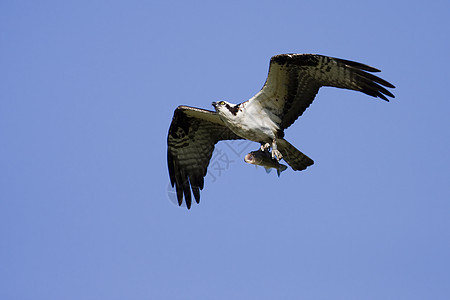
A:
[244, 149, 288, 177]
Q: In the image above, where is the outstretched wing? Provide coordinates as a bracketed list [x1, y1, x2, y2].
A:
[167, 106, 242, 209]
[248, 54, 395, 130]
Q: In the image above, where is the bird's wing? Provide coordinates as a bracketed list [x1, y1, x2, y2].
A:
[247, 54, 395, 130]
[167, 106, 242, 209]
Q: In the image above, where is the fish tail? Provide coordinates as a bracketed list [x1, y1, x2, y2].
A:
[277, 164, 288, 177]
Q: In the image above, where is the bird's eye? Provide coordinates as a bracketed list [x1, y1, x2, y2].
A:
[219, 101, 225, 105]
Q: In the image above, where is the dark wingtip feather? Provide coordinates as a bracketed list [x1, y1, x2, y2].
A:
[336, 57, 381, 73]
[183, 180, 192, 209]
[359, 76, 395, 101]
[377, 92, 389, 101]
[348, 63, 395, 101]
[192, 186, 200, 204]
[167, 151, 175, 187]
[176, 184, 183, 206]
[372, 83, 395, 101]
[380, 80, 395, 89]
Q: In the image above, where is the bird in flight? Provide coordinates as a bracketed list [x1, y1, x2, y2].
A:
[167, 54, 395, 209]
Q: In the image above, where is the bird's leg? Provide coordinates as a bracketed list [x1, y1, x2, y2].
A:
[260, 143, 271, 152]
[271, 138, 283, 161]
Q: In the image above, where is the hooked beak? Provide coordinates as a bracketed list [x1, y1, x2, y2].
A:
[211, 102, 217, 109]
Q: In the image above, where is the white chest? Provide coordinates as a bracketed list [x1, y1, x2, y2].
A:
[221, 104, 280, 142]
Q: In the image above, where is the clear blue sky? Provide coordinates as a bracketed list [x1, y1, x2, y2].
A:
[1, 1, 449, 299]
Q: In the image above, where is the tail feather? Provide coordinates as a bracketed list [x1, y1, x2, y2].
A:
[277, 138, 314, 171]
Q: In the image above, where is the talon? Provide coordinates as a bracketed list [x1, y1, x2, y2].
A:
[260, 143, 271, 151]
[272, 149, 283, 161]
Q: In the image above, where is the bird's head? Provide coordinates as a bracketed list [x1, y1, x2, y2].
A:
[212, 101, 240, 118]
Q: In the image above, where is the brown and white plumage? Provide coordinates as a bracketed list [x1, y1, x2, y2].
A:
[247, 54, 395, 131]
[167, 54, 395, 209]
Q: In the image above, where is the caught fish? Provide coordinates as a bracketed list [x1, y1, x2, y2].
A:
[244, 149, 288, 177]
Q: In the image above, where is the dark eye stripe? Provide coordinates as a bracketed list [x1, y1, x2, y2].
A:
[225, 103, 239, 116]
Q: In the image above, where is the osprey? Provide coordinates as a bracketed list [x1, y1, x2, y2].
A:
[167, 54, 395, 209]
